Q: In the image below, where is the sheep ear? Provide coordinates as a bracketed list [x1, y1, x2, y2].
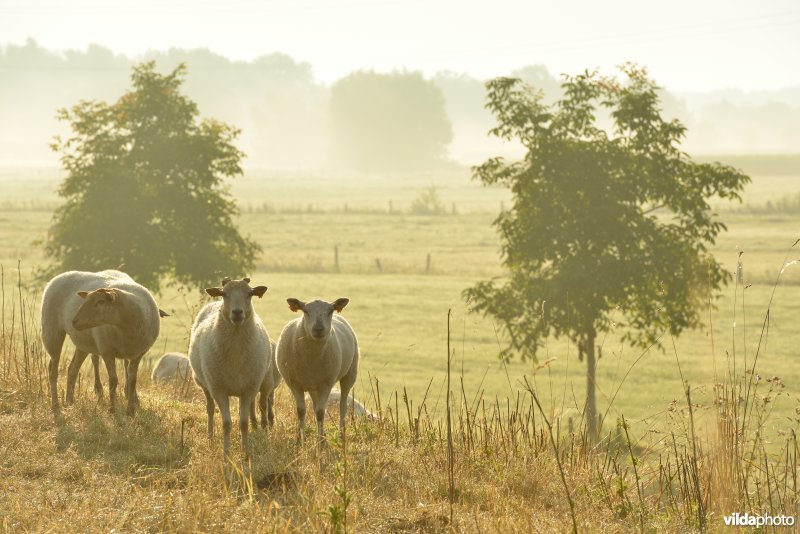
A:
[243, 277, 251, 284]
[221, 277, 231, 286]
[251, 286, 268, 299]
[206, 287, 224, 298]
[332, 298, 349, 312]
[77, 291, 89, 299]
[287, 298, 305, 312]
[159, 309, 170, 318]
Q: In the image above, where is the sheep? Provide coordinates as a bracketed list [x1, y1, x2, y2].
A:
[189, 277, 270, 457]
[40, 269, 161, 416]
[75, 308, 170, 394]
[151, 352, 190, 383]
[326, 389, 375, 419]
[276, 297, 359, 445]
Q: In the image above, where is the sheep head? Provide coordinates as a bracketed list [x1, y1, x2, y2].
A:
[205, 278, 267, 325]
[72, 288, 123, 330]
[287, 298, 349, 341]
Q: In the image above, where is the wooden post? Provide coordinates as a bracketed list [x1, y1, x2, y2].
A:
[586, 329, 597, 442]
[425, 253, 431, 274]
[375, 258, 383, 272]
[334, 245, 340, 272]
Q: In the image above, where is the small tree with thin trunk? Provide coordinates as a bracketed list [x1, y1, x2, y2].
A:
[464, 65, 749, 440]
[45, 62, 259, 292]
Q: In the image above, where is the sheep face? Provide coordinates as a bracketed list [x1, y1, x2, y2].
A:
[205, 277, 267, 325]
[72, 288, 122, 330]
[287, 298, 349, 341]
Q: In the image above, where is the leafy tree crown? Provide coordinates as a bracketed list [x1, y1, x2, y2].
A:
[46, 62, 260, 292]
[330, 70, 453, 171]
[464, 65, 750, 361]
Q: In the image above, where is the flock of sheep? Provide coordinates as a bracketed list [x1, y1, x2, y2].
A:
[40, 269, 371, 457]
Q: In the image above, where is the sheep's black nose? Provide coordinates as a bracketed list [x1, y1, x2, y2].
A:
[312, 325, 325, 337]
[231, 309, 244, 322]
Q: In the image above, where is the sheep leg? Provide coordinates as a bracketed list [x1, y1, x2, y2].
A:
[249, 398, 258, 430]
[339, 371, 357, 437]
[122, 361, 130, 397]
[214, 394, 233, 456]
[258, 388, 269, 429]
[309, 389, 332, 446]
[267, 390, 275, 429]
[48, 355, 61, 412]
[65, 348, 90, 405]
[91, 354, 103, 398]
[43, 329, 66, 413]
[201, 386, 215, 438]
[124, 356, 142, 416]
[290, 387, 306, 445]
[101, 354, 119, 414]
[239, 394, 255, 459]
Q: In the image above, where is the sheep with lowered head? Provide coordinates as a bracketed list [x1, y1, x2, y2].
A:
[276, 297, 359, 444]
[151, 352, 190, 384]
[189, 277, 270, 457]
[79, 307, 169, 392]
[40, 269, 161, 415]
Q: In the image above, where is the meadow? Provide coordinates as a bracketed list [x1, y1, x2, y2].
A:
[0, 159, 799, 531]
[1, 163, 798, 427]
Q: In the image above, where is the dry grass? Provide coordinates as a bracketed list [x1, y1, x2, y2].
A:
[1, 266, 798, 533]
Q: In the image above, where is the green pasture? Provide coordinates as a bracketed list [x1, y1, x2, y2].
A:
[1, 163, 799, 440]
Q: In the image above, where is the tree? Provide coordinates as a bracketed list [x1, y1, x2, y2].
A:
[330, 70, 453, 171]
[464, 65, 749, 439]
[45, 62, 260, 292]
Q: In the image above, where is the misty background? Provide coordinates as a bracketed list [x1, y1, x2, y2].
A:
[2, 39, 799, 169]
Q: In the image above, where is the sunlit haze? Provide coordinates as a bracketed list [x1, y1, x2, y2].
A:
[2, 0, 799, 91]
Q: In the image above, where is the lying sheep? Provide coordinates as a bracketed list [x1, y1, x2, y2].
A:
[276, 297, 359, 444]
[40, 270, 161, 415]
[189, 277, 270, 457]
[151, 352, 190, 383]
[326, 389, 375, 419]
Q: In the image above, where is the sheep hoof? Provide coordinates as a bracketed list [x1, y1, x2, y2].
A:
[53, 411, 65, 426]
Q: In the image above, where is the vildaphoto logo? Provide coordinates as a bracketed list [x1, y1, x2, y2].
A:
[723, 512, 795, 527]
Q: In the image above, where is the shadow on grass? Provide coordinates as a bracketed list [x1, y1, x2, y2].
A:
[54, 399, 190, 474]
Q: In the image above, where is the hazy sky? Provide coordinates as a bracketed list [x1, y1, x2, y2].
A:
[1, 0, 799, 91]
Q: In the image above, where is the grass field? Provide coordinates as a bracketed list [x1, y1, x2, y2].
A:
[1, 161, 799, 530]
[1, 164, 799, 427]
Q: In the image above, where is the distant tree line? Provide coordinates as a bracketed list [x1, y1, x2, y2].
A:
[2, 39, 799, 170]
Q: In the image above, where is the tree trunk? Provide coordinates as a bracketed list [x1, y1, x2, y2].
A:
[585, 328, 597, 441]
